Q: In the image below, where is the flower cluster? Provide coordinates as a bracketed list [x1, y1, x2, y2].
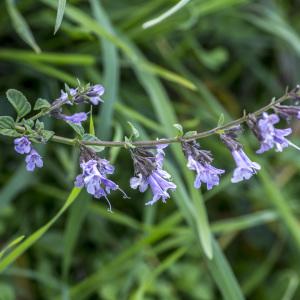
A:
[182, 141, 224, 189]
[50, 84, 104, 126]
[220, 126, 261, 183]
[75, 147, 127, 211]
[14, 137, 43, 172]
[247, 113, 292, 153]
[130, 145, 176, 205]
[8, 83, 300, 209]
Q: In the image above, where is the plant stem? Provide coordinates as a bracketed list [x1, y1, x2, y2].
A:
[14, 89, 297, 148]
[80, 91, 293, 147]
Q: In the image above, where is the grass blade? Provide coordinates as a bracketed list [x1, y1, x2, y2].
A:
[6, 0, 40, 53]
[0, 187, 81, 272]
[54, 0, 66, 34]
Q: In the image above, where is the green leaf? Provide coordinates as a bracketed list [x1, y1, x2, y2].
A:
[142, 0, 192, 29]
[35, 120, 44, 131]
[34, 98, 51, 110]
[54, 0, 67, 34]
[82, 134, 105, 152]
[184, 130, 197, 138]
[41, 130, 55, 142]
[124, 136, 135, 149]
[127, 121, 140, 138]
[173, 123, 183, 136]
[89, 106, 95, 136]
[217, 113, 225, 127]
[0, 187, 81, 272]
[66, 121, 84, 137]
[5, 0, 41, 53]
[0, 129, 20, 137]
[0, 235, 25, 259]
[6, 89, 31, 119]
[0, 116, 14, 129]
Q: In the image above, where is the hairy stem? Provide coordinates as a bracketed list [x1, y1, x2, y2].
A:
[14, 89, 297, 148]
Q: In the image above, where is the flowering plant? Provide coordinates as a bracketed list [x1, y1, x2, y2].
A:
[2, 83, 300, 210]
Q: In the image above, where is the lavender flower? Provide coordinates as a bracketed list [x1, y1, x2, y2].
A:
[248, 113, 292, 153]
[86, 84, 105, 105]
[220, 127, 260, 183]
[75, 147, 126, 211]
[57, 84, 104, 106]
[230, 149, 261, 183]
[25, 149, 43, 172]
[14, 136, 31, 154]
[59, 88, 77, 104]
[130, 145, 176, 206]
[62, 112, 88, 125]
[182, 141, 224, 190]
[50, 83, 104, 124]
[274, 104, 300, 120]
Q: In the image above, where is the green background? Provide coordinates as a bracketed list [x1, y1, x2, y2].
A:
[1, 0, 300, 299]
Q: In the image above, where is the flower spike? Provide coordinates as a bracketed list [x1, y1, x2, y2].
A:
[220, 126, 260, 183]
[247, 112, 294, 153]
[182, 140, 224, 190]
[13, 136, 43, 172]
[130, 144, 176, 205]
[75, 146, 127, 211]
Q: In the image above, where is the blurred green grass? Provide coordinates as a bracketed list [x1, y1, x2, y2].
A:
[1, 0, 300, 299]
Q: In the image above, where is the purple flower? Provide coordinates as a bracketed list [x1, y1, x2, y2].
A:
[220, 127, 260, 183]
[130, 145, 176, 205]
[182, 141, 224, 190]
[58, 84, 105, 106]
[59, 88, 77, 104]
[50, 83, 105, 124]
[231, 149, 261, 183]
[75, 148, 127, 211]
[25, 149, 43, 172]
[274, 104, 300, 120]
[249, 113, 292, 153]
[14, 136, 31, 154]
[86, 84, 105, 105]
[75, 159, 118, 196]
[62, 112, 88, 125]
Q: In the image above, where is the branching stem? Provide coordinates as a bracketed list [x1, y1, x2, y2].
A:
[15, 90, 297, 148]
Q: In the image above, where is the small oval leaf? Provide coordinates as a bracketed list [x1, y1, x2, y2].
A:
[34, 98, 51, 110]
[6, 89, 31, 119]
[183, 130, 197, 138]
[0, 116, 14, 129]
[0, 129, 21, 137]
[82, 134, 105, 152]
[127, 121, 139, 138]
[173, 123, 183, 136]
[66, 121, 84, 137]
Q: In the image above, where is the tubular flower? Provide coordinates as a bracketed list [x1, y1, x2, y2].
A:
[274, 104, 300, 120]
[14, 136, 43, 172]
[50, 83, 104, 124]
[86, 84, 105, 105]
[75, 147, 127, 211]
[57, 84, 104, 106]
[14, 136, 31, 154]
[248, 113, 293, 153]
[25, 149, 43, 172]
[182, 141, 224, 190]
[130, 145, 176, 206]
[62, 112, 88, 125]
[220, 126, 261, 183]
